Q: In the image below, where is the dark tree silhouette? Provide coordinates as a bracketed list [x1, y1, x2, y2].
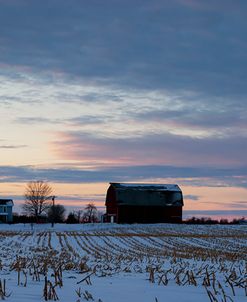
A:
[47, 204, 66, 223]
[66, 212, 79, 224]
[22, 181, 53, 220]
[83, 203, 98, 223]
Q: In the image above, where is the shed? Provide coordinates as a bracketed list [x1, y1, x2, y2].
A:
[0, 199, 14, 223]
[105, 183, 183, 223]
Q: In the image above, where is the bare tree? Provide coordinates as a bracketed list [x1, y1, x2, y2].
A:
[83, 203, 98, 223]
[74, 210, 83, 223]
[22, 181, 53, 220]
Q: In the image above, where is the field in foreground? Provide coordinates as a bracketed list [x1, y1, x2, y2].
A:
[0, 223, 246, 302]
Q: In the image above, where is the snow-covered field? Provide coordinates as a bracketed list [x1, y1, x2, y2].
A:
[0, 223, 246, 302]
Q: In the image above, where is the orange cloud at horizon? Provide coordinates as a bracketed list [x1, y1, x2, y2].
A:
[182, 185, 247, 211]
[1, 181, 246, 217]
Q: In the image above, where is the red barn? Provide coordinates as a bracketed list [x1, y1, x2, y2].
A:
[105, 183, 183, 223]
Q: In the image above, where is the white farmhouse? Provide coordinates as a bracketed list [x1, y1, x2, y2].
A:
[0, 199, 14, 223]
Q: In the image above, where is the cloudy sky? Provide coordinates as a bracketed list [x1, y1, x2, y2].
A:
[0, 0, 246, 219]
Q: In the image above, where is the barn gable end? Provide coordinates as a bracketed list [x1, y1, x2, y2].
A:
[105, 183, 183, 223]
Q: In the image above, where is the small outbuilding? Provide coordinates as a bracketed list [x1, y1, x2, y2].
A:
[0, 199, 14, 223]
[105, 183, 183, 223]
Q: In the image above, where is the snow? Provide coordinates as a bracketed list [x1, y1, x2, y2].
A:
[111, 183, 181, 191]
[2, 271, 219, 302]
[0, 223, 246, 302]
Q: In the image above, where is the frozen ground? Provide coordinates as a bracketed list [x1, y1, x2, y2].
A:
[0, 223, 246, 302]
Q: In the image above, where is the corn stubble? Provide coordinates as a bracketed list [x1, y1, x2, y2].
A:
[0, 226, 246, 301]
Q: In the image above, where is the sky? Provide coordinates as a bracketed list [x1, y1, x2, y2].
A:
[0, 0, 247, 219]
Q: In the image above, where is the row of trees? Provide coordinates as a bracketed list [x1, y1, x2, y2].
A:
[21, 180, 98, 223]
[184, 216, 246, 225]
[66, 206, 98, 224]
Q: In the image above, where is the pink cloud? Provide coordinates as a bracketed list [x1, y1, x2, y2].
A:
[50, 131, 247, 167]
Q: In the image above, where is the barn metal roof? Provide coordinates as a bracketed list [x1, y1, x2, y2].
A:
[109, 183, 183, 207]
[110, 183, 181, 191]
[0, 199, 14, 206]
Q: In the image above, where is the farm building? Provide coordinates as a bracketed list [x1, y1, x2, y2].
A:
[105, 183, 183, 223]
[0, 199, 14, 223]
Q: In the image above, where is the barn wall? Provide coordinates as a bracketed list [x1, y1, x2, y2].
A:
[105, 185, 117, 221]
[117, 206, 182, 223]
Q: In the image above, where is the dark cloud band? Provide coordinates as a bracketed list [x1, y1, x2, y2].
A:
[0, 165, 246, 189]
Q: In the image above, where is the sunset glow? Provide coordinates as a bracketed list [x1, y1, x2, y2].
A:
[0, 0, 246, 219]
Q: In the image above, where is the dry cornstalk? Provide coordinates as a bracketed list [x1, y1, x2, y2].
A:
[75, 287, 82, 298]
[158, 272, 169, 286]
[0, 279, 11, 300]
[53, 266, 63, 287]
[226, 278, 235, 296]
[217, 281, 227, 302]
[83, 290, 94, 301]
[77, 272, 94, 285]
[43, 276, 59, 301]
[23, 270, 27, 287]
[204, 286, 219, 302]
[148, 267, 155, 283]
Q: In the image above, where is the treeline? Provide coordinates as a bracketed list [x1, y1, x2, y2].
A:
[12, 214, 99, 224]
[12, 203, 100, 224]
[12, 212, 100, 224]
[11, 180, 101, 224]
[184, 217, 246, 225]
